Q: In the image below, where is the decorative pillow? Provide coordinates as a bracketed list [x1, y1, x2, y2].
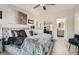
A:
[14, 37, 25, 46]
[7, 30, 13, 37]
[34, 29, 43, 35]
[8, 37, 25, 47]
[17, 30, 27, 37]
[2, 28, 13, 40]
[29, 30, 33, 36]
[25, 30, 31, 37]
[8, 37, 17, 44]
[11, 30, 27, 37]
[11, 30, 18, 37]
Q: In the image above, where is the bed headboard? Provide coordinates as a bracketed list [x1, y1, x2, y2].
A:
[2, 24, 29, 40]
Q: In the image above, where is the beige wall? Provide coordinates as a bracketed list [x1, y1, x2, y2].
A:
[31, 8, 74, 40]
[15, 5, 75, 40]
[0, 5, 36, 28]
[75, 5, 79, 35]
[0, 5, 18, 24]
[0, 5, 19, 38]
[11, 5, 37, 28]
[0, 5, 75, 41]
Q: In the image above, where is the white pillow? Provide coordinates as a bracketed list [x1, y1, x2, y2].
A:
[7, 30, 13, 37]
[25, 30, 31, 37]
[34, 29, 43, 35]
[12, 31, 18, 37]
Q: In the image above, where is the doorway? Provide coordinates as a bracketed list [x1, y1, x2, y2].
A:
[57, 18, 66, 38]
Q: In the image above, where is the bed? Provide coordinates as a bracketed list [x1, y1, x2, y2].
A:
[2, 24, 53, 55]
[5, 38, 44, 55]
[27, 34, 52, 53]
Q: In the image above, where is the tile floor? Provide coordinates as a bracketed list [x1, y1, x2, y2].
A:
[52, 37, 78, 55]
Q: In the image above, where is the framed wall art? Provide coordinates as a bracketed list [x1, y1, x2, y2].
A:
[28, 19, 34, 24]
[18, 12, 27, 25]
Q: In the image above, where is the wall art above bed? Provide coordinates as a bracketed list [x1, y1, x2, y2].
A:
[18, 12, 27, 25]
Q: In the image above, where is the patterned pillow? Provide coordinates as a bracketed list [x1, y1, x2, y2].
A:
[17, 30, 27, 37]
[29, 30, 33, 36]
[8, 37, 17, 44]
[11, 30, 18, 37]
[8, 37, 25, 47]
[11, 30, 27, 37]
[7, 30, 13, 37]
[2, 28, 13, 40]
[14, 37, 25, 47]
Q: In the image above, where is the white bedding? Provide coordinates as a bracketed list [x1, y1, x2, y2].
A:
[5, 29, 52, 55]
[25, 29, 52, 46]
[26, 33, 52, 52]
[27, 34, 51, 45]
[5, 45, 21, 55]
[5, 45, 29, 55]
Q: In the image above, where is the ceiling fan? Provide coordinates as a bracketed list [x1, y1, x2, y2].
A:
[33, 4, 55, 10]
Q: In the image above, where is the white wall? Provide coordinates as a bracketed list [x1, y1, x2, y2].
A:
[0, 5, 75, 40]
[0, 4, 33, 28]
[52, 9, 74, 40]
[31, 8, 74, 40]
[0, 5, 39, 38]
[11, 5, 75, 40]
[0, 5, 18, 24]
[0, 5, 19, 38]
[11, 5, 37, 28]
[75, 5, 79, 35]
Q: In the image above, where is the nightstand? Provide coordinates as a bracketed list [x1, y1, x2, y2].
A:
[0, 39, 2, 54]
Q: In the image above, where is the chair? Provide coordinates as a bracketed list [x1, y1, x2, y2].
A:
[68, 34, 79, 55]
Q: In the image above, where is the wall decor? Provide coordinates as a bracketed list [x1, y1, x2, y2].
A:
[0, 11, 2, 19]
[28, 19, 34, 24]
[18, 12, 27, 25]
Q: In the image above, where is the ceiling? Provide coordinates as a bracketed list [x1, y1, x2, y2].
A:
[13, 4, 74, 13]
[12, 4, 74, 21]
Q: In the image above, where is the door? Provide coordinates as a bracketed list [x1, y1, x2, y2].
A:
[57, 18, 66, 39]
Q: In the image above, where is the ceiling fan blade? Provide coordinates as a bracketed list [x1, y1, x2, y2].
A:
[33, 4, 40, 9]
[46, 4, 55, 5]
[43, 6, 46, 10]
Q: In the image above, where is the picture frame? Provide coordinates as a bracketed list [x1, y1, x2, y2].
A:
[18, 12, 27, 25]
[0, 11, 2, 19]
[28, 19, 34, 24]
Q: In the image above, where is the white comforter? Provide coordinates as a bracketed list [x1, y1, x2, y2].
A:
[5, 45, 22, 55]
[26, 33, 52, 52]
[5, 33, 52, 55]
[28, 34, 51, 43]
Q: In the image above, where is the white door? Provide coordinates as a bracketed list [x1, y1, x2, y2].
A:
[57, 18, 66, 39]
